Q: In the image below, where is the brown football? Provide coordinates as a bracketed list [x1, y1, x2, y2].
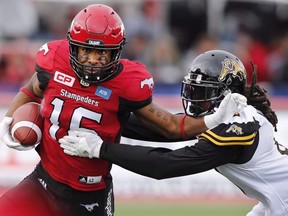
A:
[10, 102, 43, 146]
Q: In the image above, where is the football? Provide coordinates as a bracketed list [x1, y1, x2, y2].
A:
[10, 102, 44, 146]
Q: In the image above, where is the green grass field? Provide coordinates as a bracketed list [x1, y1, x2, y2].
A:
[115, 202, 254, 216]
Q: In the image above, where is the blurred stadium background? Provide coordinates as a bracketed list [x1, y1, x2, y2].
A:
[1, 0, 288, 215]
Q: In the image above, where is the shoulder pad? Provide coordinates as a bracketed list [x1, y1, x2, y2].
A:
[36, 40, 68, 73]
[199, 120, 260, 146]
[119, 60, 154, 101]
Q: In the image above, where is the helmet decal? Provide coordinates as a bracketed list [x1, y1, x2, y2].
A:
[219, 58, 246, 82]
[87, 40, 102, 45]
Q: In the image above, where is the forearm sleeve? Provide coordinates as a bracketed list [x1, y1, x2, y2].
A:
[100, 141, 235, 180]
[101, 142, 173, 179]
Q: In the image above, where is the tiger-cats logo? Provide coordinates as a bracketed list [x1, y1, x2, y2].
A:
[219, 59, 246, 82]
[226, 124, 244, 135]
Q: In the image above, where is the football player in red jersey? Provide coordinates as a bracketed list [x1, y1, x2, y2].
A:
[0, 4, 245, 216]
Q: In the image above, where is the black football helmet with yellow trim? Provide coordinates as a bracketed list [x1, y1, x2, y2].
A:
[181, 50, 246, 117]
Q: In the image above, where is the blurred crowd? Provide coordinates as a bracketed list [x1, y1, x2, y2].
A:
[1, 0, 288, 95]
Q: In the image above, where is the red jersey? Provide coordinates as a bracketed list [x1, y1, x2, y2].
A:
[35, 39, 153, 191]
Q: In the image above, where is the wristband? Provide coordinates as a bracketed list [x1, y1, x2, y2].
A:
[180, 114, 188, 140]
[20, 87, 42, 104]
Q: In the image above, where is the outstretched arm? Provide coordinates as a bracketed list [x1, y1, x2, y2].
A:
[133, 102, 205, 140]
[129, 93, 247, 140]
[100, 140, 237, 179]
[122, 112, 196, 142]
[59, 130, 238, 179]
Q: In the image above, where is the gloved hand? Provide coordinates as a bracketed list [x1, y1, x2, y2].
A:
[59, 130, 103, 158]
[0, 116, 35, 151]
[204, 92, 247, 128]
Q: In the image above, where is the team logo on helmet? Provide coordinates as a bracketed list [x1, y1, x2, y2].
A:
[219, 59, 246, 82]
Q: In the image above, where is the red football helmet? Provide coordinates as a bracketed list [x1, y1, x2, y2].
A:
[67, 4, 126, 84]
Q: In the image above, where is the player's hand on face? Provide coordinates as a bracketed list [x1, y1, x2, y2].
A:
[0, 117, 35, 151]
[59, 130, 103, 158]
[204, 92, 247, 128]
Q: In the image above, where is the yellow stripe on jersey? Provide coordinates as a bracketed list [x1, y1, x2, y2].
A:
[198, 120, 259, 146]
[206, 129, 256, 141]
[199, 131, 257, 146]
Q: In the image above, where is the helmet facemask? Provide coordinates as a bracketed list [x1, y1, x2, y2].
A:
[68, 37, 126, 86]
[181, 72, 228, 117]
